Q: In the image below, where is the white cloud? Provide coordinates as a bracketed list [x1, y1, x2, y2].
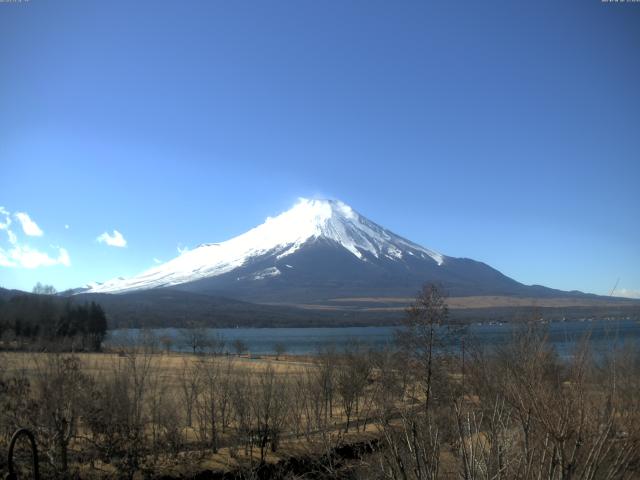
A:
[0, 207, 11, 230]
[97, 229, 127, 248]
[0, 207, 71, 269]
[0, 250, 12, 268]
[177, 244, 189, 255]
[1, 209, 16, 245]
[14, 212, 44, 236]
[153, 257, 162, 264]
[57, 247, 71, 267]
[615, 288, 640, 299]
[0, 244, 70, 268]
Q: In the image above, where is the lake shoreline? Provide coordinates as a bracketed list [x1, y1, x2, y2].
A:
[105, 318, 640, 356]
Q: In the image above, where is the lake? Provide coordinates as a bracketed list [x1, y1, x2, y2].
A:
[106, 318, 640, 357]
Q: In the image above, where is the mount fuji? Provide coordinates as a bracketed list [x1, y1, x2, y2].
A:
[72, 198, 640, 327]
[82, 198, 581, 302]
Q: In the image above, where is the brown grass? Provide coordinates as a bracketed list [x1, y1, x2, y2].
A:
[325, 295, 640, 309]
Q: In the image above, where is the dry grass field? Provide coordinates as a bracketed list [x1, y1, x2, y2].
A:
[1, 350, 314, 378]
[0, 348, 393, 478]
[1, 305, 639, 479]
[328, 295, 640, 309]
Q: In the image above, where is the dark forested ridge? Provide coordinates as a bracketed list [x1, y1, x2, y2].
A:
[0, 287, 107, 350]
[72, 288, 640, 328]
[71, 289, 402, 328]
[0, 287, 401, 330]
[2, 286, 639, 332]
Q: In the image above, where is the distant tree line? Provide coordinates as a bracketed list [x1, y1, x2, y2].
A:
[0, 284, 108, 351]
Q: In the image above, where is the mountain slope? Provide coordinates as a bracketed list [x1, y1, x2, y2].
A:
[84, 199, 445, 295]
[76, 289, 396, 328]
[81, 198, 598, 303]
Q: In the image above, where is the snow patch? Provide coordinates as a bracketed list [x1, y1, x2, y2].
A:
[252, 267, 281, 280]
[386, 246, 403, 259]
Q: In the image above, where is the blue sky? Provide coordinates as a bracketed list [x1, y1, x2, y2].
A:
[1, 0, 639, 297]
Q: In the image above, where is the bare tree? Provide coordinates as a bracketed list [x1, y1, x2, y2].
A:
[159, 335, 174, 354]
[32, 353, 85, 477]
[369, 285, 455, 480]
[316, 345, 337, 424]
[232, 339, 248, 356]
[179, 358, 201, 428]
[396, 283, 450, 414]
[194, 357, 235, 453]
[81, 351, 155, 479]
[274, 342, 287, 360]
[208, 332, 226, 356]
[145, 355, 185, 465]
[32, 282, 57, 295]
[229, 368, 253, 457]
[250, 365, 289, 461]
[336, 343, 371, 432]
[0, 357, 35, 462]
[460, 325, 640, 480]
[180, 328, 211, 355]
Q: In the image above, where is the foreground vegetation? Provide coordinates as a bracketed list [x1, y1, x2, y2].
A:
[1, 286, 639, 479]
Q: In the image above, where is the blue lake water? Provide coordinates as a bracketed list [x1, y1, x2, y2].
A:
[106, 319, 640, 357]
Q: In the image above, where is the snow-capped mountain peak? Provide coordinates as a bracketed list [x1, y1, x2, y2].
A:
[83, 198, 444, 294]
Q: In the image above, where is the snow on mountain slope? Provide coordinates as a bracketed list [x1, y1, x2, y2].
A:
[84, 198, 444, 294]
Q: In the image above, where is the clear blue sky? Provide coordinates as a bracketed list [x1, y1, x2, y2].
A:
[1, 0, 639, 297]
